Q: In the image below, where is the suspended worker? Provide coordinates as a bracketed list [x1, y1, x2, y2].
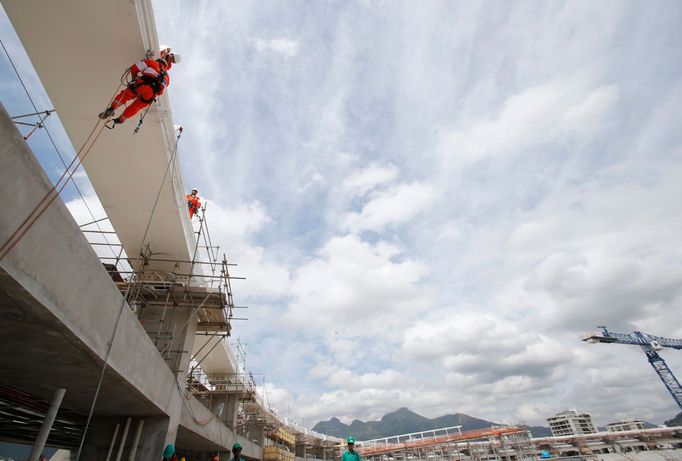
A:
[187, 188, 201, 218]
[342, 437, 361, 461]
[99, 50, 182, 125]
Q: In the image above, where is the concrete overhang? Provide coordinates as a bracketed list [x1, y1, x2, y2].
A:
[0, 103, 182, 418]
[3, 0, 195, 275]
[178, 394, 262, 459]
[192, 335, 238, 375]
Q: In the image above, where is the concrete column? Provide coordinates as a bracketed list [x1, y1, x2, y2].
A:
[105, 423, 121, 461]
[223, 394, 238, 428]
[79, 418, 127, 461]
[137, 305, 197, 380]
[127, 419, 145, 461]
[114, 418, 132, 461]
[29, 388, 66, 461]
[78, 416, 175, 461]
[134, 416, 175, 461]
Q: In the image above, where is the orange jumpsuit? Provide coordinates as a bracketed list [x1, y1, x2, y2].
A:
[111, 59, 171, 123]
[187, 194, 201, 218]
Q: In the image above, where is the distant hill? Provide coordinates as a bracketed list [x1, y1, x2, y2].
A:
[526, 426, 552, 437]
[312, 407, 553, 440]
[665, 412, 682, 427]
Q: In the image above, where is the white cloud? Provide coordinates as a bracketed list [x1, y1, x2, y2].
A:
[437, 80, 619, 171]
[202, 199, 270, 242]
[341, 163, 398, 197]
[254, 37, 300, 57]
[200, 199, 291, 299]
[143, 0, 682, 428]
[285, 234, 430, 336]
[342, 182, 436, 233]
[402, 312, 572, 382]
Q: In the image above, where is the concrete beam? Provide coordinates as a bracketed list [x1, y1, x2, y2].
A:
[0, 103, 245, 457]
[0, 102, 180, 418]
[179, 393, 262, 459]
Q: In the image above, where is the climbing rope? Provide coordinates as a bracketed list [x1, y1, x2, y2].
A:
[133, 104, 152, 135]
[74, 127, 184, 461]
[1, 38, 192, 452]
[0, 37, 125, 262]
[0, 117, 113, 261]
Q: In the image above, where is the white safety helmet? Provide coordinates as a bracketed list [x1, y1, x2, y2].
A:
[169, 52, 182, 64]
[191, 188, 198, 194]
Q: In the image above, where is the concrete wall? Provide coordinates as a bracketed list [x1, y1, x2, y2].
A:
[0, 104, 251, 460]
[0, 105, 183, 418]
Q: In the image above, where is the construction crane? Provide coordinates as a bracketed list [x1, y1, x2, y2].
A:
[583, 326, 682, 410]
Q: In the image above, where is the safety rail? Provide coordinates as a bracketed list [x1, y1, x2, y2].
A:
[80, 205, 243, 375]
[188, 370, 257, 396]
[358, 426, 529, 457]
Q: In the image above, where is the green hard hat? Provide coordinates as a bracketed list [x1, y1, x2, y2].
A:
[347, 436, 355, 444]
[232, 443, 242, 450]
[163, 444, 176, 458]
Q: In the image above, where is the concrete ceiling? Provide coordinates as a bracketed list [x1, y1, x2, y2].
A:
[0, 267, 164, 417]
[3, 0, 195, 275]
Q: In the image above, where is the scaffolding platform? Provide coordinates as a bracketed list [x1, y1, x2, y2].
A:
[188, 372, 257, 401]
[113, 281, 232, 333]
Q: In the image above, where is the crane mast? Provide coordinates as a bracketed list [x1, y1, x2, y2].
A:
[583, 326, 682, 410]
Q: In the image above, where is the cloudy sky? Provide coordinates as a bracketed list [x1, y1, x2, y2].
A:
[2, 0, 682, 429]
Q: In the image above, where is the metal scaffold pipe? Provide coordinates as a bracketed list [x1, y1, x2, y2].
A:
[105, 423, 121, 461]
[114, 417, 132, 461]
[127, 420, 145, 461]
[28, 388, 66, 461]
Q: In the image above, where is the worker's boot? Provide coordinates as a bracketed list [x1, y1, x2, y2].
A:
[113, 117, 124, 125]
[98, 107, 115, 119]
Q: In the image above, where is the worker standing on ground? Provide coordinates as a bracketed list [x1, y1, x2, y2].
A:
[162, 444, 178, 461]
[186, 188, 201, 218]
[99, 50, 181, 125]
[342, 437, 361, 461]
[230, 443, 246, 461]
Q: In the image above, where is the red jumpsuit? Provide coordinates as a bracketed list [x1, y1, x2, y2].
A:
[187, 194, 201, 218]
[111, 59, 171, 123]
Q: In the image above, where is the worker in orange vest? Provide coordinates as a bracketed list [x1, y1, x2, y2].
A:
[187, 188, 201, 218]
[99, 50, 181, 125]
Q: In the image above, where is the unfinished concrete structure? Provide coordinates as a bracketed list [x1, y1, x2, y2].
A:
[0, 0, 340, 459]
[606, 419, 647, 433]
[547, 411, 597, 437]
[532, 426, 682, 457]
[356, 426, 537, 461]
[354, 425, 682, 461]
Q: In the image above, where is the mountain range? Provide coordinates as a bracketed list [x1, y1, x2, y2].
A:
[312, 407, 553, 439]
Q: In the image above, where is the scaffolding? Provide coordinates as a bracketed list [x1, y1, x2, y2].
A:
[83, 205, 242, 374]
[80, 204, 341, 452]
[358, 426, 536, 461]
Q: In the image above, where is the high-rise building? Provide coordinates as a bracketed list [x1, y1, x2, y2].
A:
[606, 419, 646, 432]
[547, 410, 597, 436]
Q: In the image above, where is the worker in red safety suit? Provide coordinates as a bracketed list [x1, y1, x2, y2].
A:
[187, 188, 201, 218]
[98, 51, 181, 125]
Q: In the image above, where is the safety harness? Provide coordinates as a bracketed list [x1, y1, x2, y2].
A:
[128, 67, 168, 104]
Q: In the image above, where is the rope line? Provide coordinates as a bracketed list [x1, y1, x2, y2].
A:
[0, 35, 124, 261]
[0, 121, 107, 260]
[2, 35, 218, 451]
[75, 128, 184, 461]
